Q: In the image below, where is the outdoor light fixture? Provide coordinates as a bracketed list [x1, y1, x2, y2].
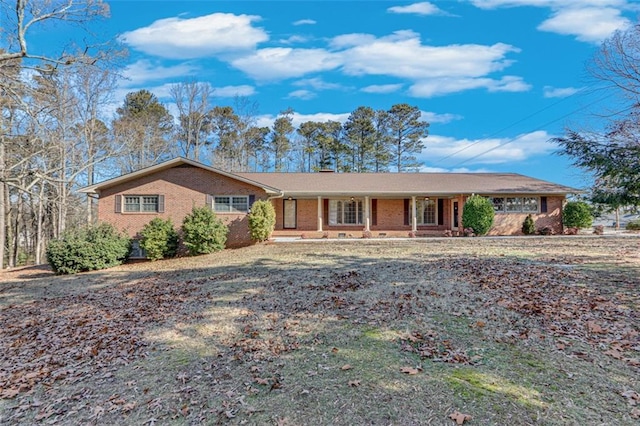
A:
[350, 197, 355, 201]
[424, 197, 430, 201]
[288, 197, 292, 201]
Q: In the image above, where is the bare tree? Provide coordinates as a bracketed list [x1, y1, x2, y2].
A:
[170, 80, 213, 161]
[0, 0, 110, 66]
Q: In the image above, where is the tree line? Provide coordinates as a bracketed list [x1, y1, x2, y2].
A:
[0, 57, 429, 267]
[115, 85, 429, 174]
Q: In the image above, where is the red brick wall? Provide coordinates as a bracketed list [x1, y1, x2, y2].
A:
[272, 197, 451, 233]
[271, 195, 565, 236]
[487, 196, 564, 235]
[98, 166, 268, 247]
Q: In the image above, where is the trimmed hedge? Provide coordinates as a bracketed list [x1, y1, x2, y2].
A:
[248, 199, 276, 242]
[139, 218, 179, 261]
[462, 195, 495, 236]
[181, 206, 228, 255]
[46, 223, 131, 274]
[563, 201, 593, 229]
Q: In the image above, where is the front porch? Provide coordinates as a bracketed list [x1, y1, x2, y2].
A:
[271, 195, 463, 236]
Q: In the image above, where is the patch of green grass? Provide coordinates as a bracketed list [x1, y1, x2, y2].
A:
[447, 367, 547, 409]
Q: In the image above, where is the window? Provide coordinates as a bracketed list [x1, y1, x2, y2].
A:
[213, 196, 249, 213]
[490, 196, 539, 213]
[124, 195, 159, 212]
[329, 199, 363, 225]
[412, 199, 437, 225]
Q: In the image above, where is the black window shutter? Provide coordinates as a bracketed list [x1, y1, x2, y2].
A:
[540, 196, 547, 213]
[371, 199, 377, 226]
[158, 195, 165, 213]
[115, 195, 122, 213]
[249, 195, 255, 208]
[323, 199, 329, 226]
[438, 199, 444, 225]
[404, 199, 410, 226]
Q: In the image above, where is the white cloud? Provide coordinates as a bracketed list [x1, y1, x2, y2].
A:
[288, 89, 316, 100]
[409, 75, 530, 97]
[470, 0, 633, 43]
[543, 85, 581, 98]
[214, 85, 256, 97]
[361, 84, 403, 94]
[420, 111, 462, 124]
[338, 31, 519, 79]
[387, 2, 446, 15]
[293, 77, 344, 90]
[420, 130, 556, 165]
[256, 112, 351, 128]
[280, 35, 310, 44]
[293, 19, 316, 26]
[538, 7, 630, 43]
[120, 13, 268, 59]
[120, 60, 199, 86]
[231, 47, 341, 80]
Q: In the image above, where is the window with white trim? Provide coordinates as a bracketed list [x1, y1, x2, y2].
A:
[329, 199, 363, 225]
[412, 199, 437, 225]
[124, 195, 159, 212]
[490, 196, 539, 213]
[213, 195, 249, 213]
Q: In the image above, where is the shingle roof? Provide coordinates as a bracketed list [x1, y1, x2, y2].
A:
[235, 172, 578, 197]
[79, 157, 579, 197]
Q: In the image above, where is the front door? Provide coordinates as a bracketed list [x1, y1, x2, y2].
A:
[283, 199, 297, 229]
[453, 201, 459, 228]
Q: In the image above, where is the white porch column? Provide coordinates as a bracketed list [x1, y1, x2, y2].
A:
[317, 196, 323, 232]
[364, 196, 370, 231]
[411, 196, 417, 232]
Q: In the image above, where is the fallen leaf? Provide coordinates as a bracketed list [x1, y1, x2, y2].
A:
[449, 410, 472, 425]
[587, 321, 606, 334]
[400, 366, 419, 375]
[348, 380, 361, 387]
[341, 364, 352, 371]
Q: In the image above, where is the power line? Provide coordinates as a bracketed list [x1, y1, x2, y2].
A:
[449, 91, 616, 168]
[435, 83, 607, 163]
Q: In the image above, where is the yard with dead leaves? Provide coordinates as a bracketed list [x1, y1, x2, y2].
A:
[0, 236, 639, 425]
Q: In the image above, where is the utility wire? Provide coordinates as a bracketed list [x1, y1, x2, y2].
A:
[435, 83, 608, 163]
[449, 91, 616, 168]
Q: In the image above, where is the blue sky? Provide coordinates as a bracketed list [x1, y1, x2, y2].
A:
[30, 1, 640, 187]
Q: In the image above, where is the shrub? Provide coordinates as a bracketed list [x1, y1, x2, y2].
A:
[181, 206, 228, 255]
[248, 199, 276, 242]
[462, 195, 495, 236]
[626, 219, 640, 230]
[563, 201, 593, 229]
[139, 218, 179, 261]
[522, 214, 536, 235]
[46, 223, 131, 274]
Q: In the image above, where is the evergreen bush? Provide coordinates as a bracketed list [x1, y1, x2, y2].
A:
[46, 223, 131, 274]
[139, 218, 179, 261]
[181, 206, 228, 255]
[522, 214, 536, 235]
[626, 219, 640, 230]
[248, 199, 276, 242]
[461, 195, 495, 236]
[562, 201, 593, 229]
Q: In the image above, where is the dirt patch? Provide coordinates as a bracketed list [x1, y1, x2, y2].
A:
[0, 237, 639, 425]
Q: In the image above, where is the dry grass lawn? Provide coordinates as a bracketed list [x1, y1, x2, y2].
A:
[1, 236, 639, 425]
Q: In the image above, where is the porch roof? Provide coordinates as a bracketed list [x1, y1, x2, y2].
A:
[236, 172, 579, 197]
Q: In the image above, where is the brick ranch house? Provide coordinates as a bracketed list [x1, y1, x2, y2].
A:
[80, 157, 578, 253]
